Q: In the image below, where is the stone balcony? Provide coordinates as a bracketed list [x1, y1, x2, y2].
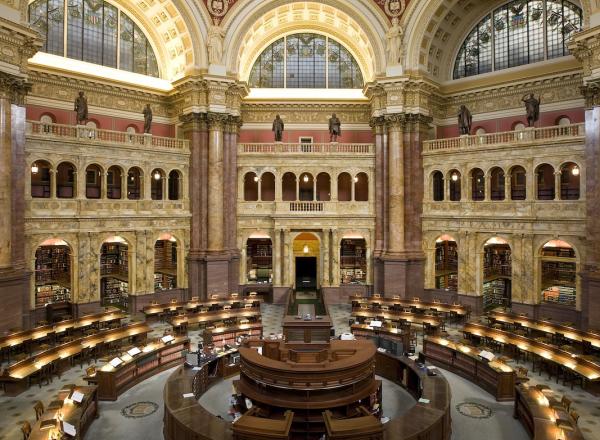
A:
[238, 200, 374, 217]
[423, 123, 584, 154]
[27, 198, 190, 218]
[27, 120, 189, 150]
[238, 143, 374, 156]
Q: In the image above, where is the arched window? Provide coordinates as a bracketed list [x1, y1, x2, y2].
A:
[448, 170, 461, 201]
[510, 166, 527, 200]
[29, 0, 159, 77]
[107, 166, 122, 199]
[316, 173, 331, 201]
[151, 168, 165, 200]
[540, 239, 576, 307]
[338, 173, 352, 202]
[299, 173, 314, 201]
[35, 238, 71, 307]
[168, 170, 181, 200]
[127, 167, 142, 200]
[536, 164, 555, 200]
[453, 0, 582, 79]
[432, 171, 444, 201]
[56, 162, 76, 198]
[471, 168, 485, 201]
[31, 160, 52, 198]
[249, 33, 363, 89]
[355, 172, 369, 201]
[282, 172, 296, 201]
[85, 164, 102, 199]
[261, 173, 276, 201]
[490, 167, 505, 201]
[155, 234, 178, 290]
[244, 172, 259, 201]
[560, 162, 580, 200]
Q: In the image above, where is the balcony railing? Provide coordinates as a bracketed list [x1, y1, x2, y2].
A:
[423, 123, 584, 153]
[290, 202, 324, 212]
[27, 121, 188, 150]
[239, 143, 374, 154]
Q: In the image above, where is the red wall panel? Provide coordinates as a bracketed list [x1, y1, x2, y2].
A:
[437, 108, 584, 139]
[239, 129, 374, 143]
[26, 104, 175, 137]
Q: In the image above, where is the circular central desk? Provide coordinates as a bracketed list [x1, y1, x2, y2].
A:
[163, 342, 451, 440]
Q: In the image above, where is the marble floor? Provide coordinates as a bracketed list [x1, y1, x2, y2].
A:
[1, 303, 600, 440]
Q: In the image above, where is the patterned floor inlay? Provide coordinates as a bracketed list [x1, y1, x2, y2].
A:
[120, 401, 159, 419]
[456, 402, 493, 419]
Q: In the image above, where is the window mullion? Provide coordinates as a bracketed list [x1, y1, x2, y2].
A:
[491, 13, 496, 72]
[117, 11, 120, 69]
[326, 37, 329, 89]
[283, 36, 287, 88]
[543, 0, 548, 60]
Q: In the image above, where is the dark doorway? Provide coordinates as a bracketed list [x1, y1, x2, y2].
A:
[295, 257, 317, 291]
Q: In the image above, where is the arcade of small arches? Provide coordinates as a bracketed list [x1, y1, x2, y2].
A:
[32, 232, 184, 309]
[242, 171, 370, 202]
[428, 235, 580, 309]
[29, 161, 184, 201]
[428, 161, 581, 202]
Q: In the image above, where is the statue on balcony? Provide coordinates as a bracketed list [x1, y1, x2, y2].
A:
[272, 114, 284, 142]
[458, 105, 472, 135]
[143, 104, 153, 134]
[522, 93, 541, 127]
[74, 91, 88, 125]
[329, 113, 341, 142]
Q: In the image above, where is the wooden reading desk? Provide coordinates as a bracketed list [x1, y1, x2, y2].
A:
[350, 295, 468, 318]
[463, 322, 600, 394]
[514, 384, 584, 439]
[29, 385, 98, 440]
[351, 309, 443, 331]
[423, 336, 515, 401]
[487, 311, 600, 349]
[0, 309, 124, 362]
[143, 296, 262, 319]
[169, 307, 261, 333]
[91, 336, 190, 400]
[0, 322, 150, 396]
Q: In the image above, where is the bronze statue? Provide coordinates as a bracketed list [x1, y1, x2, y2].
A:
[328, 113, 341, 142]
[74, 91, 88, 125]
[143, 104, 153, 134]
[458, 105, 472, 135]
[522, 93, 541, 127]
[272, 114, 284, 142]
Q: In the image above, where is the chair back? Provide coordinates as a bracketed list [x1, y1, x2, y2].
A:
[21, 421, 31, 440]
[570, 410, 579, 423]
[34, 400, 44, 420]
[561, 395, 572, 412]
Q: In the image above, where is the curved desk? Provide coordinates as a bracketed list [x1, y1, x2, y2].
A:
[164, 341, 451, 440]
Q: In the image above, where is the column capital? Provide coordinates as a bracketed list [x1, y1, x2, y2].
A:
[579, 82, 600, 109]
[207, 112, 229, 130]
[179, 112, 207, 130]
[369, 116, 386, 134]
[0, 72, 31, 105]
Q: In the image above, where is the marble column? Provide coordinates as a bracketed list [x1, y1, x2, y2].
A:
[225, 116, 241, 292]
[579, 83, 600, 329]
[554, 171, 561, 201]
[0, 72, 32, 331]
[331, 229, 340, 287]
[282, 229, 291, 285]
[322, 228, 330, 287]
[180, 113, 208, 299]
[273, 228, 282, 285]
[380, 113, 429, 298]
[207, 113, 226, 252]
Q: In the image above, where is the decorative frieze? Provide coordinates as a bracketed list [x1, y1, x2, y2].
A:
[241, 103, 372, 125]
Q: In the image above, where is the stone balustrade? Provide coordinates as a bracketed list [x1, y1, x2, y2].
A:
[423, 123, 584, 153]
[238, 201, 373, 216]
[238, 143, 374, 155]
[27, 120, 189, 150]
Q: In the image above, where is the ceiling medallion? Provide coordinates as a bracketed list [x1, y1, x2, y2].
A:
[207, 0, 229, 17]
[383, 0, 406, 17]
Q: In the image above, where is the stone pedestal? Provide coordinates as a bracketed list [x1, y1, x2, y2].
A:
[381, 255, 424, 298]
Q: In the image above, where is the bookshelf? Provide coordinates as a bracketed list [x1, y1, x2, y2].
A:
[101, 277, 128, 308]
[435, 240, 458, 291]
[484, 245, 512, 279]
[35, 245, 71, 307]
[340, 239, 366, 284]
[541, 244, 577, 306]
[483, 278, 511, 309]
[246, 238, 272, 283]
[154, 240, 177, 290]
[101, 243, 129, 277]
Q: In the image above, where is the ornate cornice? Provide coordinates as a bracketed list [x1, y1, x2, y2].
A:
[241, 103, 371, 124]
[0, 17, 42, 74]
[580, 81, 600, 109]
[0, 71, 31, 105]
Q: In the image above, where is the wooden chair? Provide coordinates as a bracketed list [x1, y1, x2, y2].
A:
[21, 421, 31, 440]
[570, 410, 579, 424]
[34, 400, 44, 420]
[552, 395, 572, 413]
[515, 367, 530, 384]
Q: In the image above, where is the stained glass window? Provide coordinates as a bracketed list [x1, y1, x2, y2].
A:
[249, 33, 363, 89]
[29, 0, 159, 77]
[453, 0, 582, 79]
